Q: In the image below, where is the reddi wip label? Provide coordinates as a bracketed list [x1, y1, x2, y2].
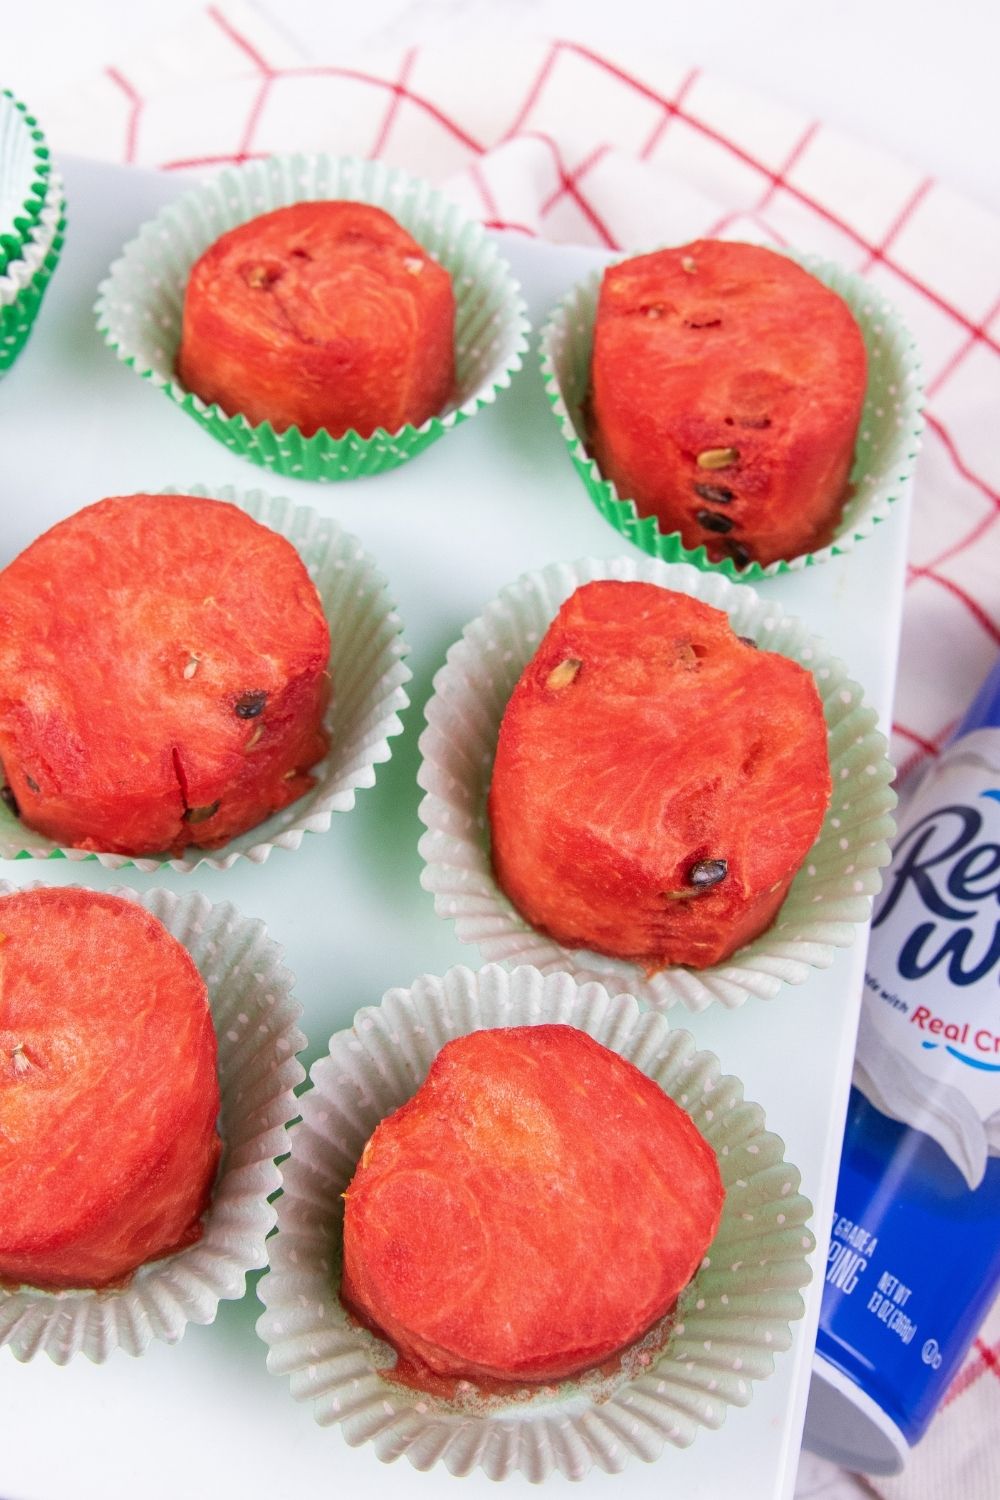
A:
[816, 663, 1000, 1453]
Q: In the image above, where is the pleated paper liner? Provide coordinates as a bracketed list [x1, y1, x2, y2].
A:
[0, 176, 65, 376]
[417, 555, 897, 1012]
[0, 481, 411, 871]
[0, 166, 64, 302]
[256, 964, 815, 1482]
[0, 882, 305, 1364]
[0, 91, 52, 276]
[95, 154, 531, 482]
[538, 248, 923, 582]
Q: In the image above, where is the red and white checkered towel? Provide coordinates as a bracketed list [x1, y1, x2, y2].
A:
[27, 4, 1000, 1494]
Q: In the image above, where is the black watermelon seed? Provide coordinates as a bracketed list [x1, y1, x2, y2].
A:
[694, 482, 734, 504]
[1, 785, 20, 819]
[738, 635, 758, 649]
[689, 858, 728, 889]
[235, 691, 267, 719]
[696, 509, 734, 534]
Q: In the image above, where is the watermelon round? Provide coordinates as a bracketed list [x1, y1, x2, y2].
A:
[0, 888, 221, 1291]
[589, 240, 867, 568]
[178, 201, 455, 439]
[488, 580, 831, 970]
[342, 1024, 723, 1385]
[0, 493, 330, 856]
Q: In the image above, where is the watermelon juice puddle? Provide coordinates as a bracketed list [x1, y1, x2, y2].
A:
[341, 1290, 681, 1411]
[804, 656, 1000, 1475]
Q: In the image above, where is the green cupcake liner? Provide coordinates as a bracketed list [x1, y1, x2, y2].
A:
[539, 248, 924, 582]
[0, 91, 52, 276]
[95, 155, 531, 482]
[0, 210, 64, 376]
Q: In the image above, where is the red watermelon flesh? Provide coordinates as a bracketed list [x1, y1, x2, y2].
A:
[0, 888, 221, 1291]
[0, 493, 330, 856]
[178, 201, 455, 439]
[342, 1024, 724, 1385]
[488, 581, 831, 969]
[589, 240, 867, 568]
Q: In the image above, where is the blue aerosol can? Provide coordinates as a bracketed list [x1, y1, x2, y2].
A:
[805, 658, 1000, 1474]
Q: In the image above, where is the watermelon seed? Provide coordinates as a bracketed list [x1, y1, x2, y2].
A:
[244, 725, 264, 752]
[183, 800, 221, 824]
[738, 636, 757, 649]
[696, 510, 734, 535]
[235, 690, 268, 719]
[694, 483, 734, 504]
[726, 542, 753, 569]
[546, 658, 581, 691]
[243, 262, 282, 290]
[0, 785, 19, 819]
[25, 775, 39, 793]
[10, 1045, 30, 1076]
[697, 447, 739, 470]
[183, 654, 200, 680]
[689, 859, 728, 890]
[681, 256, 697, 274]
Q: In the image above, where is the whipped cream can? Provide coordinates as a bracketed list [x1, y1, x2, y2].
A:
[806, 658, 1000, 1475]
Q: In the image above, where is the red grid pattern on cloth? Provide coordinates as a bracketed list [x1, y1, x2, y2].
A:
[101, 14, 1000, 788]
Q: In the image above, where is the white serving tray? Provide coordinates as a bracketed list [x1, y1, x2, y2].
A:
[0, 156, 910, 1500]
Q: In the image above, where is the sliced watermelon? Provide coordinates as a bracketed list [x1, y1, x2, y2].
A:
[589, 240, 867, 567]
[342, 1024, 723, 1385]
[178, 201, 455, 439]
[488, 580, 831, 969]
[0, 493, 330, 856]
[0, 888, 221, 1290]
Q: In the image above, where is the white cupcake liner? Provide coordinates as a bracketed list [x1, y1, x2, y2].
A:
[539, 248, 923, 581]
[417, 555, 897, 1012]
[95, 154, 531, 482]
[0, 481, 411, 872]
[257, 963, 815, 1481]
[0, 168, 64, 303]
[0, 91, 51, 275]
[0, 881, 306, 1364]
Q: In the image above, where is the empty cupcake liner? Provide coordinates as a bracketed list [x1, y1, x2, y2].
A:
[95, 154, 531, 482]
[539, 248, 923, 582]
[0, 881, 306, 1364]
[257, 963, 815, 1482]
[0, 166, 65, 377]
[0, 167, 64, 302]
[417, 555, 897, 1012]
[0, 481, 411, 871]
[0, 91, 52, 276]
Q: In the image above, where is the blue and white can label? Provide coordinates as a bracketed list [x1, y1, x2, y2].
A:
[816, 662, 1000, 1448]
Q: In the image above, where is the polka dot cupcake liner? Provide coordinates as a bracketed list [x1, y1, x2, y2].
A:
[417, 554, 897, 1012]
[538, 248, 924, 582]
[0, 881, 306, 1364]
[0, 481, 412, 872]
[256, 963, 815, 1482]
[0, 92, 52, 276]
[95, 154, 530, 482]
